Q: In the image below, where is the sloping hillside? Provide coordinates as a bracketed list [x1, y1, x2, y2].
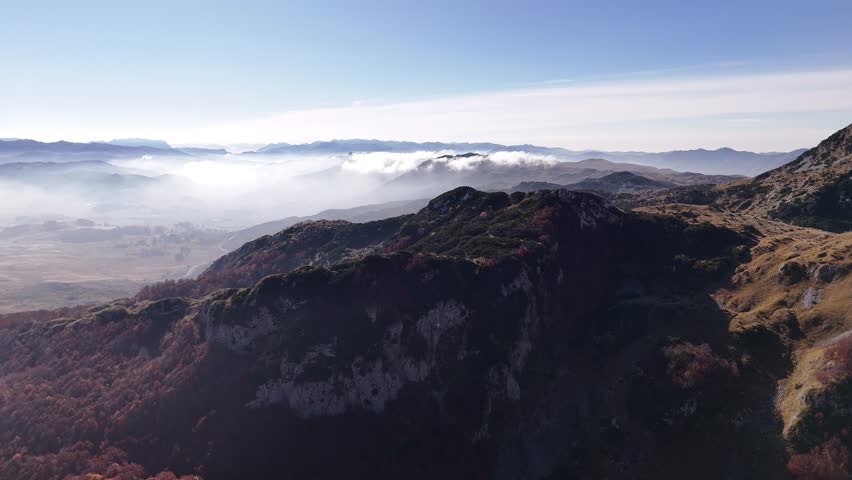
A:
[628, 123, 852, 467]
[217, 198, 429, 252]
[716, 123, 852, 232]
[137, 216, 408, 301]
[615, 124, 852, 234]
[637, 201, 852, 479]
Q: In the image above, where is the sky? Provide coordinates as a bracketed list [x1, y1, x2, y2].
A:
[1, 0, 852, 151]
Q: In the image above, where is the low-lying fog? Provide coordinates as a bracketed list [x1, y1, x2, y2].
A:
[2, 148, 565, 311]
[0, 150, 557, 229]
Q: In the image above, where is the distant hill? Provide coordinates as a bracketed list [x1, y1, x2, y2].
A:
[508, 172, 675, 195]
[104, 138, 172, 149]
[566, 171, 676, 193]
[178, 143, 263, 154]
[176, 147, 230, 155]
[509, 181, 564, 192]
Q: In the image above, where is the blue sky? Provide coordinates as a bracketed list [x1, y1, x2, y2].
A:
[2, 0, 852, 150]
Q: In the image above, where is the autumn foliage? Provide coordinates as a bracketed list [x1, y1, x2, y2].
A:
[0, 304, 209, 479]
[816, 336, 852, 385]
[787, 437, 851, 480]
[662, 342, 739, 389]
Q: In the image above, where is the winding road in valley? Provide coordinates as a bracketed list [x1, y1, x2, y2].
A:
[179, 235, 234, 280]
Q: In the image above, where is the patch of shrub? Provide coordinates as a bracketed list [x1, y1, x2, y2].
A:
[817, 336, 852, 385]
[787, 437, 850, 480]
[662, 342, 739, 389]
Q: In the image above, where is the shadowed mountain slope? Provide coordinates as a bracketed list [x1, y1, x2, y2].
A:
[0, 186, 788, 479]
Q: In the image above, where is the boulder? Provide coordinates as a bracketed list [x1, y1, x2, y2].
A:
[802, 287, 825, 309]
[812, 263, 843, 283]
[779, 260, 807, 283]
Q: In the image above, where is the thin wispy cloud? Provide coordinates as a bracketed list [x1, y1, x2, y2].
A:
[526, 78, 576, 86]
[620, 60, 753, 78]
[163, 67, 852, 152]
[528, 60, 751, 86]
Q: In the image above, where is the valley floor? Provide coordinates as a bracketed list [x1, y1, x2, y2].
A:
[0, 224, 226, 313]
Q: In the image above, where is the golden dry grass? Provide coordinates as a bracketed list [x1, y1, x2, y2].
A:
[637, 203, 852, 436]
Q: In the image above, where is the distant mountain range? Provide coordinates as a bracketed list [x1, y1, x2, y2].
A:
[103, 138, 173, 149]
[0, 137, 806, 176]
[0, 139, 184, 164]
[611, 147, 808, 176]
[0, 139, 228, 163]
[253, 139, 547, 155]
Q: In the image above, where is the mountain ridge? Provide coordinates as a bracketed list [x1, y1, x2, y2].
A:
[663, 123, 852, 232]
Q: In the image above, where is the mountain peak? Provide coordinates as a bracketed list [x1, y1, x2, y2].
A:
[416, 187, 517, 230]
[780, 122, 852, 173]
[717, 122, 852, 231]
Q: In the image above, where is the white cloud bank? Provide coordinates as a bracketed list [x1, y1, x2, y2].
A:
[342, 151, 453, 175]
[160, 68, 852, 152]
[341, 150, 556, 175]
